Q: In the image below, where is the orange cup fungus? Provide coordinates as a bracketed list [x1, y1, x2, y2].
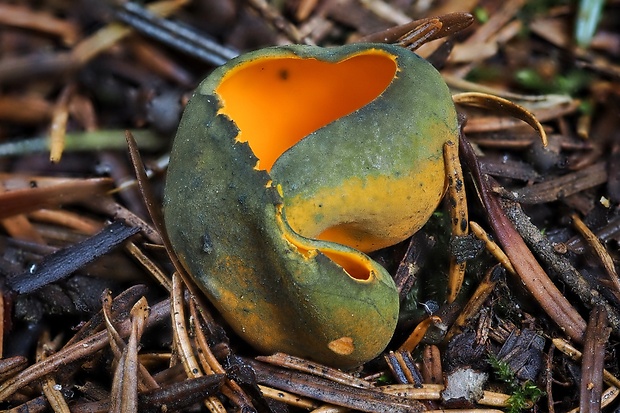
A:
[164, 43, 459, 367]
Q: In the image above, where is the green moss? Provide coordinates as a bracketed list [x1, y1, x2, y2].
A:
[488, 354, 545, 413]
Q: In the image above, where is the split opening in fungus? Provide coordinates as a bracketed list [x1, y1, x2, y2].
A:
[215, 50, 398, 171]
[319, 248, 375, 281]
[284, 231, 375, 281]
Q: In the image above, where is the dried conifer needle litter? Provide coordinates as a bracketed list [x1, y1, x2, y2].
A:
[164, 43, 459, 367]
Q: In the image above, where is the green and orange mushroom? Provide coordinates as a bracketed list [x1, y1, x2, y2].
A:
[164, 43, 459, 367]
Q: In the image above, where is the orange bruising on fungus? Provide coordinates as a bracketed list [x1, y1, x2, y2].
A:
[215, 51, 398, 171]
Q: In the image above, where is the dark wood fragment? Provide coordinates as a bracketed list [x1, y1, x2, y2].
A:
[393, 231, 436, 301]
[138, 374, 225, 413]
[5, 395, 49, 413]
[479, 156, 541, 181]
[385, 351, 424, 386]
[496, 328, 545, 382]
[247, 359, 425, 412]
[385, 351, 409, 384]
[580, 306, 611, 413]
[508, 162, 607, 204]
[7, 220, 139, 294]
[444, 330, 488, 372]
[72, 371, 224, 412]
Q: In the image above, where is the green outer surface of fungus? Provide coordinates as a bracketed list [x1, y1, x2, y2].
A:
[164, 43, 459, 367]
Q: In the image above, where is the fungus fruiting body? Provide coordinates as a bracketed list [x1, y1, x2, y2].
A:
[164, 43, 459, 367]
